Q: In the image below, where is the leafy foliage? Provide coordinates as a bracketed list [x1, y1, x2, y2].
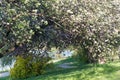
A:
[0, 0, 120, 63]
[10, 55, 49, 79]
[0, 0, 56, 56]
[73, 47, 88, 63]
[51, 0, 120, 62]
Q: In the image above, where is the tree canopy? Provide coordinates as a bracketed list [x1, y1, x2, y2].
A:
[0, 0, 120, 63]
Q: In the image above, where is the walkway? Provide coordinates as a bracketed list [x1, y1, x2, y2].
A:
[58, 62, 77, 69]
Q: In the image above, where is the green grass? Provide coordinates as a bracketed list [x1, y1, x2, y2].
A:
[0, 76, 9, 80]
[1, 58, 120, 80]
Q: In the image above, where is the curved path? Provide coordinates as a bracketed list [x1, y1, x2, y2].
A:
[58, 62, 77, 69]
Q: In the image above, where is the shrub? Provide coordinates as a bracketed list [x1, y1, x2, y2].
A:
[10, 56, 32, 79]
[32, 58, 48, 76]
[10, 56, 50, 79]
[73, 47, 88, 63]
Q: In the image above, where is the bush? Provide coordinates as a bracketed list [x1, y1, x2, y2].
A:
[73, 47, 88, 63]
[32, 59, 48, 76]
[10, 56, 49, 79]
[10, 56, 32, 79]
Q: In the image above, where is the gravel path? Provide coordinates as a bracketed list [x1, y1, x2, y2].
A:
[58, 62, 77, 69]
[0, 72, 10, 78]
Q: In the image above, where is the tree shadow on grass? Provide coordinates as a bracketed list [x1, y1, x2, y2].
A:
[24, 62, 120, 80]
[40, 63, 120, 80]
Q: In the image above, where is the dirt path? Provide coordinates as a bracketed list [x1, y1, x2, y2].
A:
[0, 72, 10, 78]
[58, 62, 77, 69]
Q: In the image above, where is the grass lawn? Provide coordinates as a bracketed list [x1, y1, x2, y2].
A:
[1, 58, 120, 80]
